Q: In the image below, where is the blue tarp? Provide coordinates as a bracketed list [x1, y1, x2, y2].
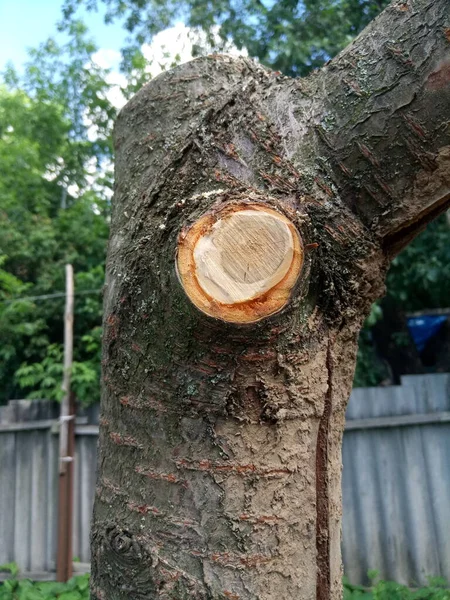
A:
[407, 315, 448, 353]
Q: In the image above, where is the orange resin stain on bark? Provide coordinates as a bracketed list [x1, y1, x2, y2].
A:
[175, 458, 294, 478]
[135, 465, 188, 487]
[109, 432, 142, 448]
[223, 591, 240, 599]
[240, 349, 278, 361]
[127, 502, 162, 515]
[426, 60, 450, 90]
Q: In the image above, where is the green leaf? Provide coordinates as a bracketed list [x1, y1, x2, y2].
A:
[57, 592, 83, 600]
[36, 581, 68, 595]
[0, 563, 19, 577]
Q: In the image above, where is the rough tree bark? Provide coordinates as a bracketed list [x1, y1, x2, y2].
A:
[91, 1, 450, 598]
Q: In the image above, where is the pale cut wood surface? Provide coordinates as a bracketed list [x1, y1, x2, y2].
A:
[193, 210, 294, 304]
[176, 203, 303, 323]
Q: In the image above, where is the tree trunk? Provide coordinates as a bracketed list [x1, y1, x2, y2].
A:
[91, 1, 450, 598]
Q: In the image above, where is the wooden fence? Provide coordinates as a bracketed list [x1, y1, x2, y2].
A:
[1, 374, 449, 586]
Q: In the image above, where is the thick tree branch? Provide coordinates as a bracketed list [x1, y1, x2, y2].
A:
[282, 0, 450, 251]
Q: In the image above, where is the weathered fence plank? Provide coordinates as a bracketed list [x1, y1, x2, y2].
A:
[30, 431, 48, 572]
[342, 374, 450, 586]
[0, 432, 16, 566]
[0, 376, 449, 585]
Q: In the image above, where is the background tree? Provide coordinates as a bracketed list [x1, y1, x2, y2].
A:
[0, 23, 115, 403]
[61, 0, 391, 76]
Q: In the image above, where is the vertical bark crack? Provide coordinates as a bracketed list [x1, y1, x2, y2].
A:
[316, 339, 333, 600]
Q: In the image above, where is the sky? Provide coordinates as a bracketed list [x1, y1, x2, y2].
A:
[0, 0, 126, 71]
[0, 0, 246, 103]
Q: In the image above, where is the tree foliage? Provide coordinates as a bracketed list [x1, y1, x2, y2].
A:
[354, 214, 450, 388]
[386, 215, 450, 311]
[61, 0, 391, 76]
[0, 23, 116, 404]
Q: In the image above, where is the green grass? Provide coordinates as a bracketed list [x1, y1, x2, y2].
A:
[0, 565, 89, 600]
[1, 564, 449, 599]
[344, 572, 450, 599]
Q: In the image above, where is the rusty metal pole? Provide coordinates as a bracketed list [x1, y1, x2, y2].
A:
[56, 265, 75, 582]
